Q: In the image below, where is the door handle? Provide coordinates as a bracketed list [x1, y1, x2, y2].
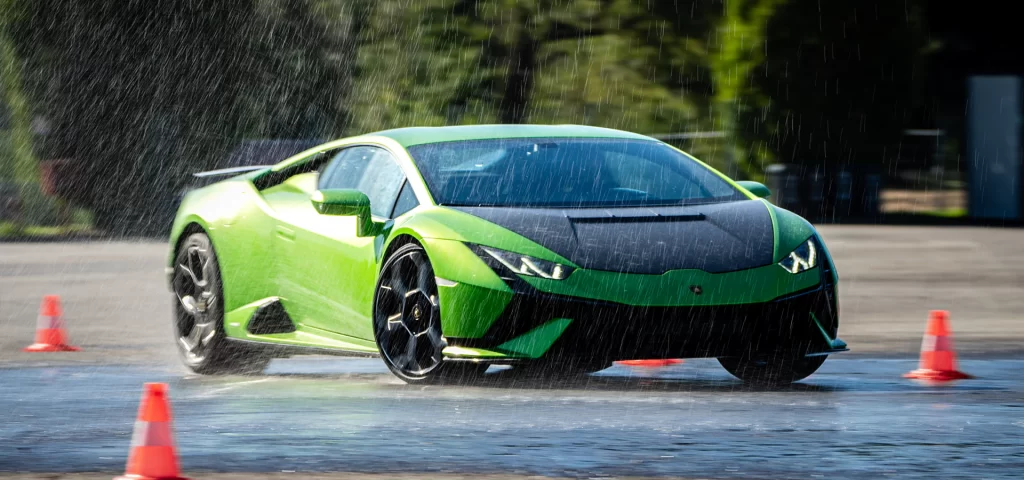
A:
[275, 226, 296, 240]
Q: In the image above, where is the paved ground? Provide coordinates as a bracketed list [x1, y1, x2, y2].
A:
[0, 475, 587, 480]
[0, 473, 637, 480]
[1, 358, 1022, 479]
[1, 226, 1023, 479]
[818, 226, 1024, 356]
[2, 225, 1022, 366]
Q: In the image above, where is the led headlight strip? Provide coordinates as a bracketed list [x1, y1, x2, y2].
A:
[778, 238, 817, 274]
[479, 246, 574, 280]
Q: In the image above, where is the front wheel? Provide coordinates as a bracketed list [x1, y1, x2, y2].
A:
[373, 243, 484, 384]
[718, 354, 826, 385]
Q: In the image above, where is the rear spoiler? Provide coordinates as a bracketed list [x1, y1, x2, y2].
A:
[192, 165, 271, 179]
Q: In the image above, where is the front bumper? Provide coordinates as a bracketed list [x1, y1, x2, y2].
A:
[441, 262, 843, 362]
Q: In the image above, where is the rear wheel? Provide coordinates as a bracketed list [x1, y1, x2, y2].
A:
[373, 243, 485, 384]
[718, 353, 826, 385]
[172, 232, 270, 375]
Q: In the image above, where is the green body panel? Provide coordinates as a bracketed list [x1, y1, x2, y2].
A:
[435, 277, 514, 338]
[167, 124, 841, 361]
[438, 318, 572, 360]
[735, 180, 771, 198]
[311, 188, 369, 214]
[442, 345, 512, 359]
[311, 189, 383, 237]
[762, 199, 782, 261]
[810, 312, 847, 351]
[768, 203, 820, 263]
[261, 172, 382, 340]
[223, 298, 377, 352]
[169, 178, 282, 315]
[416, 238, 512, 292]
[493, 318, 573, 358]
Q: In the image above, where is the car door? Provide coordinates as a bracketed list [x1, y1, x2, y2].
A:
[257, 148, 339, 325]
[278, 145, 409, 340]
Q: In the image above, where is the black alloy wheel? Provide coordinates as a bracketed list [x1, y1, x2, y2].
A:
[373, 243, 486, 384]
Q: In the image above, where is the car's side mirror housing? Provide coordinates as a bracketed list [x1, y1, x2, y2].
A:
[311, 189, 381, 236]
[736, 180, 771, 199]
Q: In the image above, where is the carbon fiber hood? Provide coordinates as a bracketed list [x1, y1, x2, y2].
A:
[453, 200, 775, 274]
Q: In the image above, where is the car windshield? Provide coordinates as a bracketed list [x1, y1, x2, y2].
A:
[406, 137, 746, 208]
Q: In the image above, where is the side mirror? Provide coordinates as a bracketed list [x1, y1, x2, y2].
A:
[736, 180, 771, 199]
[311, 189, 381, 236]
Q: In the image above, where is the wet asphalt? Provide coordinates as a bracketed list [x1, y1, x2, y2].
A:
[3, 228, 1024, 479]
[2, 357, 1022, 479]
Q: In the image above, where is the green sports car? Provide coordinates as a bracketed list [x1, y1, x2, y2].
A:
[168, 125, 846, 384]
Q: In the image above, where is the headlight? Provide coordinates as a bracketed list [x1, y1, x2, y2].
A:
[778, 238, 817, 274]
[475, 246, 575, 280]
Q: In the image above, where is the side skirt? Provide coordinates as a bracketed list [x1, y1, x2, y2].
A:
[224, 337, 380, 358]
[223, 296, 379, 356]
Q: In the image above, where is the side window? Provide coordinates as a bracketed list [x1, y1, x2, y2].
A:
[390, 181, 419, 218]
[359, 150, 407, 218]
[318, 146, 407, 219]
[318, 148, 369, 190]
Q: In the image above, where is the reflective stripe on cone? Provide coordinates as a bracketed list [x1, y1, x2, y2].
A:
[37, 314, 63, 330]
[23, 296, 79, 352]
[130, 421, 175, 448]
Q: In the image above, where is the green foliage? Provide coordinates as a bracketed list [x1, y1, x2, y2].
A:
[708, 0, 788, 179]
[0, 2, 51, 224]
[350, 0, 708, 136]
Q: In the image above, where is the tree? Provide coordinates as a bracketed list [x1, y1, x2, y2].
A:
[350, 0, 708, 137]
[14, 0, 373, 234]
[708, 0, 787, 179]
[423, 0, 626, 124]
[2, 0, 938, 234]
[0, 1, 45, 227]
[240, 0, 373, 139]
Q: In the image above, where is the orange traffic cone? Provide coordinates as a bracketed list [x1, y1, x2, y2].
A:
[904, 310, 972, 383]
[616, 359, 684, 368]
[23, 295, 80, 352]
[115, 383, 189, 480]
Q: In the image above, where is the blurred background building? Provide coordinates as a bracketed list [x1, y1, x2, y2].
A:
[0, 0, 1021, 236]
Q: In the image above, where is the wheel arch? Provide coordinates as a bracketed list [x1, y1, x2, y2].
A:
[167, 218, 215, 288]
[381, 232, 424, 265]
[172, 221, 207, 256]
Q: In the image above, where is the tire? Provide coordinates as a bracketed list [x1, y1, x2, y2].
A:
[718, 353, 826, 385]
[171, 232, 270, 375]
[373, 243, 485, 384]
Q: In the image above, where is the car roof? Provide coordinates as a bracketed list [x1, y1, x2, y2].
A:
[367, 124, 655, 148]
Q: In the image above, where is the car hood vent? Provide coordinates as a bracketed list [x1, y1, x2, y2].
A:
[453, 200, 774, 274]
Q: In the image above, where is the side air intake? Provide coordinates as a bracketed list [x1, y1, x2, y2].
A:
[246, 299, 296, 335]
